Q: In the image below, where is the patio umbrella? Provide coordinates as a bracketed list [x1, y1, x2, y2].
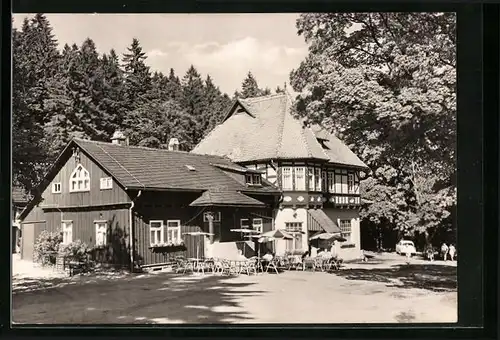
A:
[258, 229, 295, 254]
[183, 231, 214, 259]
[230, 228, 260, 256]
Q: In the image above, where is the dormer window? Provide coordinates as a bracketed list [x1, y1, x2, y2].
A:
[246, 173, 262, 186]
[69, 164, 90, 192]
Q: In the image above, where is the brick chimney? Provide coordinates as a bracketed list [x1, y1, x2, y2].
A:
[168, 138, 180, 151]
[111, 131, 129, 146]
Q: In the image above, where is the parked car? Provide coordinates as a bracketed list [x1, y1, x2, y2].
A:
[395, 240, 417, 256]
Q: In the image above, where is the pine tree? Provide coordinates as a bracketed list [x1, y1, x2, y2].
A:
[122, 38, 152, 109]
[12, 14, 60, 193]
[166, 68, 182, 101]
[98, 49, 126, 136]
[239, 71, 271, 98]
[180, 65, 207, 147]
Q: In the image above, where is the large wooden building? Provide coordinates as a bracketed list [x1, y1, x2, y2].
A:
[19, 134, 279, 270]
[192, 94, 370, 260]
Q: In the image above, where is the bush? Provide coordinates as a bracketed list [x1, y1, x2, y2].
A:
[60, 240, 93, 260]
[33, 230, 63, 264]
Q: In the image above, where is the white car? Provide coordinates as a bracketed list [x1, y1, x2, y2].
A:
[396, 240, 417, 256]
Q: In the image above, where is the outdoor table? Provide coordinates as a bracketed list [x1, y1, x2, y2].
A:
[302, 258, 316, 271]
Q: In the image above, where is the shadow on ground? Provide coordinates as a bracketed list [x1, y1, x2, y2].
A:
[335, 264, 457, 292]
[13, 273, 264, 324]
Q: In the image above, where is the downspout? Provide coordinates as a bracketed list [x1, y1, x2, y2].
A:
[129, 190, 142, 272]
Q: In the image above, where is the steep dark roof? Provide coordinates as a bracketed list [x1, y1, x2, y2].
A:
[192, 94, 369, 170]
[73, 138, 278, 193]
[189, 190, 266, 207]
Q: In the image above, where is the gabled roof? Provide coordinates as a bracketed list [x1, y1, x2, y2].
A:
[192, 94, 369, 169]
[73, 138, 277, 193]
[189, 190, 266, 207]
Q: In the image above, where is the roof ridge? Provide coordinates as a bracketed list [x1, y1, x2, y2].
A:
[241, 93, 287, 103]
[275, 95, 290, 158]
[75, 137, 233, 161]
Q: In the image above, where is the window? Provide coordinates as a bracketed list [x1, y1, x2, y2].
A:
[166, 220, 181, 244]
[321, 171, 326, 192]
[62, 221, 73, 245]
[294, 167, 305, 190]
[252, 218, 263, 233]
[308, 168, 315, 191]
[52, 182, 62, 194]
[149, 220, 164, 246]
[348, 173, 355, 193]
[335, 174, 342, 193]
[252, 174, 262, 185]
[327, 172, 334, 193]
[281, 167, 292, 190]
[315, 168, 321, 191]
[246, 173, 262, 186]
[203, 211, 221, 222]
[95, 221, 107, 247]
[100, 177, 113, 190]
[240, 219, 250, 228]
[285, 222, 303, 251]
[69, 164, 90, 192]
[339, 219, 352, 243]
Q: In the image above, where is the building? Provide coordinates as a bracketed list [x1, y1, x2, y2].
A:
[192, 94, 370, 260]
[12, 186, 29, 253]
[19, 133, 279, 270]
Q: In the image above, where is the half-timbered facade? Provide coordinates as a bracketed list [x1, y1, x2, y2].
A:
[19, 134, 279, 270]
[192, 94, 370, 260]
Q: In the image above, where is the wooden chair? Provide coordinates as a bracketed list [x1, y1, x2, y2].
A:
[265, 258, 280, 274]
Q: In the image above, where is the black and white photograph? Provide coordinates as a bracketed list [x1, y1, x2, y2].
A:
[11, 12, 457, 324]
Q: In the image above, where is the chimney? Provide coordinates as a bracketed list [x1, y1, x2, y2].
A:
[111, 131, 128, 146]
[168, 138, 180, 151]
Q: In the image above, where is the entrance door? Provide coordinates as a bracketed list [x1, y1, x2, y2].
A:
[21, 224, 35, 261]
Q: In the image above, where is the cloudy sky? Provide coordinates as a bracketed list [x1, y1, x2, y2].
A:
[12, 13, 309, 95]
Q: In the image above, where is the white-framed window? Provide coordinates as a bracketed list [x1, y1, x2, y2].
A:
[348, 173, 355, 193]
[52, 182, 62, 194]
[339, 219, 352, 243]
[240, 218, 250, 228]
[315, 168, 322, 191]
[335, 174, 342, 193]
[308, 168, 315, 191]
[69, 164, 90, 192]
[95, 221, 107, 247]
[203, 211, 221, 222]
[166, 220, 181, 244]
[149, 220, 164, 246]
[281, 167, 292, 190]
[285, 222, 303, 251]
[252, 218, 263, 233]
[245, 173, 262, 186]
[61, 221, 73, 245]
[100, 177, 113, 190]
[327, 172, 334, 193]
[294, 167, 305, 191]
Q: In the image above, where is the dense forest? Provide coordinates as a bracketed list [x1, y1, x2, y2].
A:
[12, 14, 274, 196]
[13, 13, 456, 247]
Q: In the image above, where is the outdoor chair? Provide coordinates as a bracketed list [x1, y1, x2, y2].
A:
[239, 258, 257, 275]
[265, 258, 280, 274]
[196, 258, 213, 274]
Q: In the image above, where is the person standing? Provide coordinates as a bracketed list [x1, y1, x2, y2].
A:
[448, 244, 456, 261]
[441, 243, 449, 261]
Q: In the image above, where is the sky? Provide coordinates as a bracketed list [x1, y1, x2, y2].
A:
[12, 13, 309, 95]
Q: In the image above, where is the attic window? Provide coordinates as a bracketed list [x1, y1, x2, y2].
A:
[69, 164, 90, 193]
[246, 173, 262, 186]
[185, 165, 196, 171]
